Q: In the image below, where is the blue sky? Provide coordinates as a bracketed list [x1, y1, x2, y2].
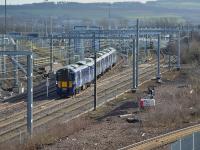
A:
[0, 0, 157, 5]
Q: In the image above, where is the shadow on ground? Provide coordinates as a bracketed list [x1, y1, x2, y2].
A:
[97, 100, 138, 121]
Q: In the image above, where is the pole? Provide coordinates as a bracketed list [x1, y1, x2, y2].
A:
[157, 34, 161, 81]
[5, 0, 7, 34]
[64, 38, 67, 65]
[46, 76, 49, 98]
[193, 132, 195, 150]
[177, 28, 181, 70]
[108, 3, 111, 29]
[3, 34, 6, 85]
[168, 55, 171, 70]
[50, 34, 53, 72]
[98, 27, 101, 51]
[27, 55, 33, 136]
[132, 38, 137, 91]
[0, 37, 1, 87]
[136, 19, 139, 87]
[80, 38, 84, 61]
[14, 40, 19, 87]
[68, 38, 71, 64]
[93, 33, 97, 111]
[50, 16, 53, 34]
[45, 19, 48, 37]
[187, 24, 190, 52]
[145, 34, 148, 60]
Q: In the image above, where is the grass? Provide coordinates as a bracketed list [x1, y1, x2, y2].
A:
[181, 33, 200, 65]
[143, 67, 200, 129]
[1, 69, 200, 150]
[1, 35, 200, 149]
[0, 118, 90, 150]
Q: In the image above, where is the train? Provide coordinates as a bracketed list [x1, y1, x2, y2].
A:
[56, 47, 117, 97]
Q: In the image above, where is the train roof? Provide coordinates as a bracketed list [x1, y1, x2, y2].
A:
[76, 61, 86, 65]
[57, 47, 116, 73]
[68, 63, 88, 72]
[76, 58, 94, 67]
[85, 58, 94, 66]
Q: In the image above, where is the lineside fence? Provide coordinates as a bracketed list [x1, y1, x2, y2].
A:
[171, 132, 200, 150]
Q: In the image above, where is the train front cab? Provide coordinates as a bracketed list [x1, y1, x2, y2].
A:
[56, 68, 76, 97]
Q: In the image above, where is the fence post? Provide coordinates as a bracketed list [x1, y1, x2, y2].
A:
[193, 132, 195, 150]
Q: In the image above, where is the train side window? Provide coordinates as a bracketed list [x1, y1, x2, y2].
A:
[102, 59, 104, 69]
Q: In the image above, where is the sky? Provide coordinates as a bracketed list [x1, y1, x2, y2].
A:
[0, 0, 157, 5]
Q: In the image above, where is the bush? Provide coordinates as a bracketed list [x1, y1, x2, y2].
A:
[181, 36, 200, 64]
[144, 79, 200, 128]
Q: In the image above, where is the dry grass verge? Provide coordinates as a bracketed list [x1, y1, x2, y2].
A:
[143, 67, 200, 129]
[0, 118, 90, 150]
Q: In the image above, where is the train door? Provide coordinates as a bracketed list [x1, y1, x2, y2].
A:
[97, 61, 100, 75]
[77, 71, 81, 87]
[88, 67, 91, 82]
[105, 56, 108, 69]
[80, 70, 83, 86]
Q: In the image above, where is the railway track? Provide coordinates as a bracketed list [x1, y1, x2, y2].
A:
[0, 59, 165, 143]
[0, 56, 126, 120]
[0, 57, 166, 143]
[119, 124, 200, 150]
[0, 55, 125, 116]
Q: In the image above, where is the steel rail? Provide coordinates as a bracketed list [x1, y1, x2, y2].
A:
[0, 62, 158, 131]
[0, 64, 164, 143]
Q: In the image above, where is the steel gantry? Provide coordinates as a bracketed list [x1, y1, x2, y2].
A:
[50, 23, 170, 91]
[74, 26, 86, 61]
[49, 20, 166, 109]
[6, 24, 192, 112]
[0, 51, 33, 136]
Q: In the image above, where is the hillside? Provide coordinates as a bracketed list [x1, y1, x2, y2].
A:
[0, 0, 199, 23]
